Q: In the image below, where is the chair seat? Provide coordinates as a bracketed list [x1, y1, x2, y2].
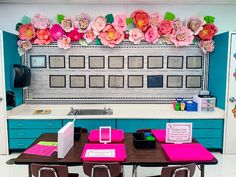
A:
[68, 173, 79, 177]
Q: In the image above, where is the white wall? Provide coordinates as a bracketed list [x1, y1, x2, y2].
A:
[0, 4, 235, 34]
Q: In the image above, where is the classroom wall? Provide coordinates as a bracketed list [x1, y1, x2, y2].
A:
[0, 4, 235, 34]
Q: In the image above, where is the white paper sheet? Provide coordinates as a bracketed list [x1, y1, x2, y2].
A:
[85, 149, 115, 158]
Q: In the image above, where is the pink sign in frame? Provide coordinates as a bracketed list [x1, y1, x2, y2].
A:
[166, 123, 192, 144]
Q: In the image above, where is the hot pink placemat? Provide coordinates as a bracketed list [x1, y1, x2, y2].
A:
[151, 129, 166, 143]
[88, 129, 124, 143]
[81, 143, 126, 162]
[24, 144, 57, 157]
[162, 143, 214, 162]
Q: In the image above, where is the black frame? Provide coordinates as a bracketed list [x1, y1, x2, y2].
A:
[167, 56, 184, 69]
[186, 56, 203, 69]
[69, 55, 85, 69]
[108, 56, 124, 69]
[30, 55, 47, 68]
[89, 56, 105, 69]
[89, 75, 105, 88]
[128, 75, 143, 88]
[49, 55, 65, 69]
[186, 75, 202, 88]
[167, 75, 183, 88]
[108, 75, 124, 88]
[128, 56, 144, 69]
[69, 75, 86, 88]
[49, 75, 66, 88]
[147, 75, 163, 88]
[147, 56, 164, 69]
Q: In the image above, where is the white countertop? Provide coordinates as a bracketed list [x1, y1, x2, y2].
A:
[7, 104, 225, 119]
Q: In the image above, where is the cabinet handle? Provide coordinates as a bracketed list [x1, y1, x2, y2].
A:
[17, 144, 24, 146]
[207, 124, 215, 127]
[17, 133, 25, 136]
[47, 123, 53, 126]
[16, 123, 24, 126]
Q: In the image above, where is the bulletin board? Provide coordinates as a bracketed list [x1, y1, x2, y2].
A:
[23, 43, 208, 104]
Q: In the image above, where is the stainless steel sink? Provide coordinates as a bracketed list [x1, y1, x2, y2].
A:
[67, 107, 113, 116]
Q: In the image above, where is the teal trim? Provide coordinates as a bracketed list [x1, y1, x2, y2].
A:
[209, 32, 229, 110]
[8, 120, 63, 129]
[2, 31, 22, 109]
[9, 129, 60, 139]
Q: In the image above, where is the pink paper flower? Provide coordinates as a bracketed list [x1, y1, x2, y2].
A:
[173, 18, 182, 30]
[198, 24, 218, 40]
[198, 40, 215, 54]
[98, 24, 124, 48]
[61, 17, 74, 33]
[113, 14, 127, 31]
[57, 35, 71, 50]
[92, 16, 106, 35]
[74, 13, 92, 33]
[33, 29, 51, 45]
[150, 13, 163, 28]
[66, 28, 83, 41]
[131, 9, 150, 32]
[18, 24, 36, 40]
[187, 16, 206, 35]
[84, 29, 96, 43]
[17, 40, 32, 51]
[31, 14, 50, 29]
[50, 24, 65, 41]
[144, 27, 160, 44]
[171, 26, 194, 46]
[129, 28, 144, 44]
[158, 20, 174, 36]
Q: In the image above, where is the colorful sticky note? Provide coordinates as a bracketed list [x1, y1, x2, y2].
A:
[38, 141, 58, 146]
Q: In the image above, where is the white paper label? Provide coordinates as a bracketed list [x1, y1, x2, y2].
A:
[85, 149, 115, 158]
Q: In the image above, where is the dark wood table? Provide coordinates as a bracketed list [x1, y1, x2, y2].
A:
[14, 133, 218, 177]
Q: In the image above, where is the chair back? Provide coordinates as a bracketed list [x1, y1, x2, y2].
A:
[161, 163, 196, 177]
[83, 162, 122, 177]
[30, 163, 69, 177]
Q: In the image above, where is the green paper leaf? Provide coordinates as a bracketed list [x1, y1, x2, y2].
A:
[164, 12, 175, 21]
[21, 16, 31, 24]
[15, 23, 22, 31]
[127, 23, 135, 31]
[105, 14, 114, 24]
[126, 17, 133, 25]
[193, 38, 200, 44]
[79, 39, 88, 46]
[95, 37, 102, 45]
[204, 16, 215, 24]
[57, 14, 65, 24]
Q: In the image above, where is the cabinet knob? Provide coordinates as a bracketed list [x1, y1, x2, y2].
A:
[229, 97, 236, 102]
[0, 97, 2, 101]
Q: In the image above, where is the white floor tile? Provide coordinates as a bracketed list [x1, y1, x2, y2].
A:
[1, 152, 236, 177]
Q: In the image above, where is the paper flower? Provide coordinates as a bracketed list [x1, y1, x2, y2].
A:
[66, 28, 83, 41]
[74, 13, 91, 33]
[98, 24, 124, 47]
[33, 29, 51, 45]
[92, 16, 106, 35]
[187, 16, 206, 35]
[112, 14, 127, 31]
[173, 18, 182, 30]
[84, 29, 96, 43]
[129, 28, 144, 44]
[57, 35, 71, 50]
[17, 40, 32, 56]
[198, 24, 218, 40]
[131, 9, 150, 32]
[18, 24, 36, 40]
[61, 17, 74, 32]
[158, 20, 174, 36]
[31, 14, 50, 29]
[150, 13, 163, 28]
[50, 24, 65, 41]
[198, 40, 215, 53]
[171, 26, 194, 46]
[144, 27, 160, 44]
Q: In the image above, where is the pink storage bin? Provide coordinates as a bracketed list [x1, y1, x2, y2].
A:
[151, 129, 166, 143]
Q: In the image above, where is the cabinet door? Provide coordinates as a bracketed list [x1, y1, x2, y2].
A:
[63, 119, 116, 132]
[117, 119, 169, 132]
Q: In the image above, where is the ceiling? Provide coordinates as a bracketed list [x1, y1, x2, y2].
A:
[0, 0, 236, 4]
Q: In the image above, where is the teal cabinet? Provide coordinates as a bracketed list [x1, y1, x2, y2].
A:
[8, 119, 63, 150]
[117, 119, 169, 132]
[63, 119, 116, 132]
[170, 119, 224, 149]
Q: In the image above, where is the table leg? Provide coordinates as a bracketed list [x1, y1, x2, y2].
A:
[200, 165, 205, 177]
[28, 164, 32, 177]
[132, 165, 138, 177]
